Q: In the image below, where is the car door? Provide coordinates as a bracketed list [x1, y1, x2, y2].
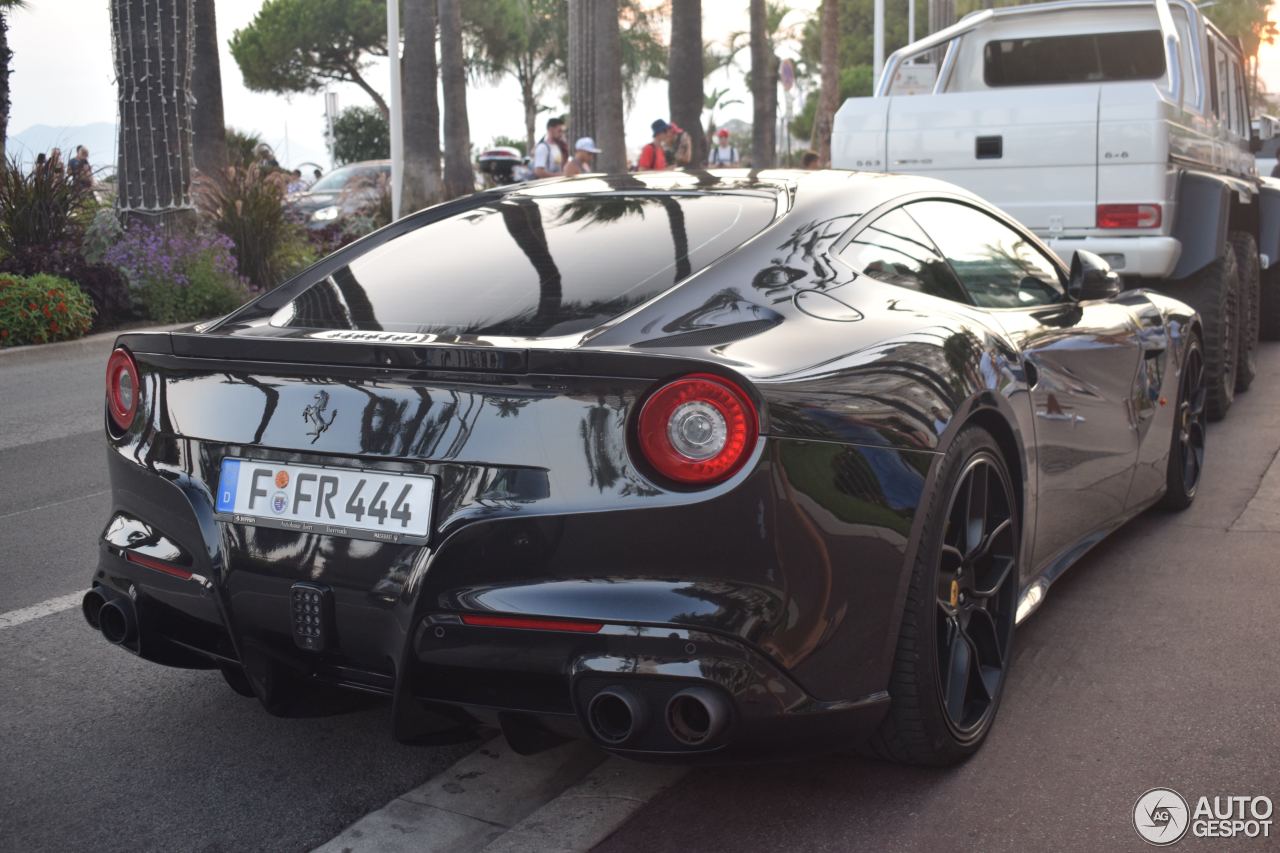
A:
[906, 200, 1144, 573]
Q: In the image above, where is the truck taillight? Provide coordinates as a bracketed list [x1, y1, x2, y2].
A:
[105, 347, 140, 432]
[1097, 204, 1162, 229]
[635, 374, 758, 486]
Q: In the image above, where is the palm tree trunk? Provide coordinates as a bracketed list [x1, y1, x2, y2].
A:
[593, 0, 626, 173]
[403, 0, 442, 212]
[811, 0, 839, 165]
[191, 0, 228, 179]
[568, 0, 598, 143]
[749, 0, 776, 168]
[668, 0, 705, 167]
[438, 0, 473, 199]
[111, 0, 197, 229]
[0, 11, 11, 154]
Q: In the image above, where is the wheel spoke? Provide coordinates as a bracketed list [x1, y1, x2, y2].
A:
[970, 555, 1016, 600]
[965, 465, 989, 557]
[965, 606, 1005, 669]
[944, 623, 972, 722]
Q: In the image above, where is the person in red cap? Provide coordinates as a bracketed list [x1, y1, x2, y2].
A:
[708, 128, 739, 167]
[637, 119, 672, 170]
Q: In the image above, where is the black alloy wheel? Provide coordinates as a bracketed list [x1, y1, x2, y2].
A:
[1160, 335, 1207, 510]
[935, 453, 1018, 737]
[861, 427, 1020, 766]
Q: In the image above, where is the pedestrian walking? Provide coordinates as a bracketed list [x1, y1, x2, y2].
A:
[68, 146, 93, 188]
[48, 148, 65, 178]
[286, 169, 307, 193]
[532, 116, 569, 178]
[638, 120, 672, 171]
[708, 129, 739, 167]
[564, 137, 601, 177]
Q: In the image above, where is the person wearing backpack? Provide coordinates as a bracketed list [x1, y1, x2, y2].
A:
[708, 129, 739, 167]
[533, 117, 569, 178]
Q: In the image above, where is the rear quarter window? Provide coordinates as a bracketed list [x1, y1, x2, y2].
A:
[275, 193, 778, 338]
[983, 31, 1166, 87]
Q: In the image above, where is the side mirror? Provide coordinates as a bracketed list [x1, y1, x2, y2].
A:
[1069, 250, 1121, 301]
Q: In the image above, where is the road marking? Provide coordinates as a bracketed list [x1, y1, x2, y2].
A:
[313, 734, 684, 853]
[0, 592, 84, 630]
[0, 489, 109, 522]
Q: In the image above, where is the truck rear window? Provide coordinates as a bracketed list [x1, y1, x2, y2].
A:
[983, 31, 1165, 87]
[275, 192, 777, 338]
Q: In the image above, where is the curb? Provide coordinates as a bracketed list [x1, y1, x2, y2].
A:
[0, 322, 191, 365]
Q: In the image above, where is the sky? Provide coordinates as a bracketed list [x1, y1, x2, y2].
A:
[8, 0, 1280, 172]
[6, 0, 819, 172]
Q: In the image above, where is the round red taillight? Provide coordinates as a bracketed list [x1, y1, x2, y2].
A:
[636, 374, 758, 486]
[105, 347, 140, 432]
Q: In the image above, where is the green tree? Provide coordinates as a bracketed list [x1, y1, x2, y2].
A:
[465, 0, 562, 154]
[230, 0, 390, 118]
[330, 106, 390, 165]
[790, 64, 872, 140]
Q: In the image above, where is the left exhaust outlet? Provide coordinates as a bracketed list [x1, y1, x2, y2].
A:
[98, 597, 137, 645]
[81, 589, 107, 631]
[586, 687, 649, 746]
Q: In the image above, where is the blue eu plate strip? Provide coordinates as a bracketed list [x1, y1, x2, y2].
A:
[216, 458, 240, 512]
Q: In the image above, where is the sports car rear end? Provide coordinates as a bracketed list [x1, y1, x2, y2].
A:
[85, 173, 942, 759]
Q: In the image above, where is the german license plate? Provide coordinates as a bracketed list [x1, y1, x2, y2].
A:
[215, 458, 434, 545]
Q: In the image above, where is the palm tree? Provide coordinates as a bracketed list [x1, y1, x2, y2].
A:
[593, 0, 625, 172]
[0, 0, 26, 153]
[468, 0, 560, 155]
[403, 0, 442, 212]
[111, 0, 197, 227]
[749, 0, 777, 167]
[192, 0, 228, 178]
[438, 0, 473, 199]
[703, 86, 742, 137]
[811, 0, 839, 165]
[669, 0, 705, 167]
[569, 0, 625, 172]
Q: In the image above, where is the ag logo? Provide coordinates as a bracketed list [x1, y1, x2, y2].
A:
[1134, 788, 1190, 846]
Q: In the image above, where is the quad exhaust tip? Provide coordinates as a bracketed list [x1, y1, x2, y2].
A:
[586, 687, 648, 746]
[98, 597, 137, 645]
[665, 686, 729, 747]
[81, 589, 106, 631]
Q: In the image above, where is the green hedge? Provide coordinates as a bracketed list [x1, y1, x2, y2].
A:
[0, 273, 94, 347]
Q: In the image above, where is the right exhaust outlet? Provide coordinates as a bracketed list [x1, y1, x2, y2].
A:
[665, 686, 730, 747]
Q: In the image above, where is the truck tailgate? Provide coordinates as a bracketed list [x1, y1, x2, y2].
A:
[882, 85, 1100, 230]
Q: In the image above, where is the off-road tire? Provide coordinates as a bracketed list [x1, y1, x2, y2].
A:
[1261, 264, 1280, 340]
[1164, 249, 1239, 421]
[858, 426, 1017, 767]
[1229, 231, 1259, 392]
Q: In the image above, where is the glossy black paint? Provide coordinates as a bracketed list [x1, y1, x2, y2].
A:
[89, 170, 1199, 758]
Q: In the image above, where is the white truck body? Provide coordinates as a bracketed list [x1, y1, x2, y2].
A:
[832, 0, 1262, 279]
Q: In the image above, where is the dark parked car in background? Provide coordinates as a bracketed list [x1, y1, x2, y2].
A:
[85, 170, 1205, 765]
[285, 159, 390, 229]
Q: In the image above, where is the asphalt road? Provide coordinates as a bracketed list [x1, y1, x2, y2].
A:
[0, 335, 479, 853]
[598, 345, 1280, 851]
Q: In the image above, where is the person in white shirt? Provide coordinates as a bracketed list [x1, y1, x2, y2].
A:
[532, 116, 568, 178]
[708, 128, 739, 167]
[564, 137, 602, 177]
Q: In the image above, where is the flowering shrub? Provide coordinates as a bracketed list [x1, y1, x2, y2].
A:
[102, 224, 250, 323]
[0, 274, 94, 347]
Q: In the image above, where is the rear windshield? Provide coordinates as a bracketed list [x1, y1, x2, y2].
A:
[983, 31, 1166, 87]
[275, 193, 777, 338]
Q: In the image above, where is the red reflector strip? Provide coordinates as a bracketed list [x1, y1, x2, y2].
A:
[460, 613, 604, 633]
[125, 551, 193, 580]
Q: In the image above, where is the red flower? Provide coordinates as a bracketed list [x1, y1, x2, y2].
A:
[49, 321, 60, 334]
[0, 329, 8, 338]
[56, 301, 67, 314]
[42, 306, 52, 318]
